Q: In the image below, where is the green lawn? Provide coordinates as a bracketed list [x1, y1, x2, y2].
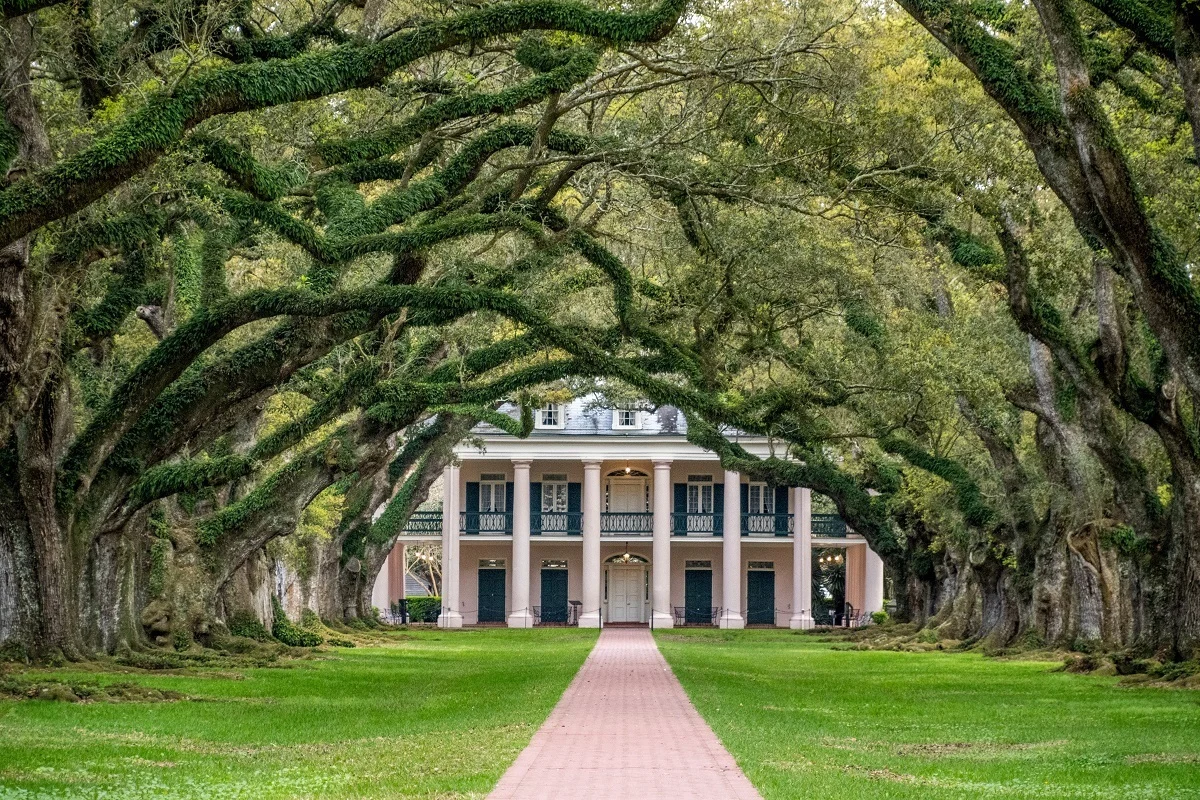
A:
[657, 628, 1200, 800]
[0, 628, 596, 799]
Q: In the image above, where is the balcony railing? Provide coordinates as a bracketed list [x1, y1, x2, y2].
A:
[672, 512, 721, 536]
[461, 511, 512, 535]
[813, 514, 847, 537]
[447, 509, 847, 537]
[533, 512, 582, 535]
[600, 512, 654, 536]
[402, 510, 443, 535]
[741, 513, 792, 536]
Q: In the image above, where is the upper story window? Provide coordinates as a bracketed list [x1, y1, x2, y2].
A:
[612, 407, 640, 430]
[536, 403, 565, 429]
[687, 474, 714, 514]
[542, 474, 568, 512]
[479, 473, 507, 512]
[747, 483, 774, 515]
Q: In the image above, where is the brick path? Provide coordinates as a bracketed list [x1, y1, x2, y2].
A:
[487, 628, 763, 800]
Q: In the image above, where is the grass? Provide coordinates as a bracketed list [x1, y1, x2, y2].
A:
[656, 628, 1200, 800]
[0, 628, 597, 799]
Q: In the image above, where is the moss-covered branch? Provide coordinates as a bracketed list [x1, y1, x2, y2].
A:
[0, 0, 685, 248]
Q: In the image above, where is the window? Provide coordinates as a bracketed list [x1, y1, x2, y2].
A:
[536, 403, 565, 429]
[479, 559, 506, 568]
[542, 481, 568, 513]
[687, 482, 714, 514]
[542, 559, 568, 569]
[748, 561, 775, 571]
[685, 560, 712, 569]
[612, 407, 640, 429]
[747, 483, 774, 514]
[479, 479, 506, 512]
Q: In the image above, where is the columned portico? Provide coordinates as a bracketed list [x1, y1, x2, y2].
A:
[508, 459, 534, 628]
[790, 487, 814, 629]
[578, 460, 603, 627]
[439, 464, 463, 628]
[651, 459, 673, 628]
[718, 469, 745, 629]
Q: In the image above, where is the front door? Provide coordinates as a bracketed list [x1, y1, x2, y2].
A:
[608, 566, 644, 622]
[747, 570, 775, 625]
[685, 569, 713, 624]
[540, 568, 568, 623]
[478, 569, 506, 623]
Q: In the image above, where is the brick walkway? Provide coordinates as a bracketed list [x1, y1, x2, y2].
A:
[487, 628, 762, 800]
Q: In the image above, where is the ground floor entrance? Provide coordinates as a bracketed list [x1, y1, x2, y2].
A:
[540, 567, 568, 623]
[606, 560, 648, 623]
[747, 569, 775, 625]
[479, 568, 506, 623]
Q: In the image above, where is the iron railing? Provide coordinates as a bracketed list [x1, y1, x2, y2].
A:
[600, 512, 654, 536]
[533, 512, 582, 535]
[428, 508, 847, 537]
[401, 510, 443, 535]
[672, 512, 721, 536]
[812, 514, 847, 537]
[460, 511, 512, 535]
[741, 513, 792, 536]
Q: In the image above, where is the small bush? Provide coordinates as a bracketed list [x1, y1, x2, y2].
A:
[406, 596, 442, 623]
[870, 611, 889, 626]
[326, 637, 356, 648]
[272, 597, 322, 647]
[227, 611, 272, 642]
[300, 609, 322, 631]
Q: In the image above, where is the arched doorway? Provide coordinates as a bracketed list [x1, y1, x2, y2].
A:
[605, 552, 649, 623]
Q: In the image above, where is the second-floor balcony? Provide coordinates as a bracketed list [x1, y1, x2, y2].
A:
[437, 510, 848, 537]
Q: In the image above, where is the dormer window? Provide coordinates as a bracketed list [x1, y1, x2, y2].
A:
[536, 403, 565, 429]
[612, 407, 640, 430]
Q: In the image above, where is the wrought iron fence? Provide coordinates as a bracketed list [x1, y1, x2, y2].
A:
[533, 512, 582, 535]
[460, 511, 512, 534]
[812, 514, 847, 537]
[600, 512, 654, 535]
[741, 513, 791, 536]
[671, 512, 721, 535]
[401, 511, 443, 535]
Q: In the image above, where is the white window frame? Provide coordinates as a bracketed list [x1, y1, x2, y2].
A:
[542, 481, 569, 513]
[612, 407, 641, 430]
[747, 482, 774, 515]
[536, 403, 566, 429]
[479, 480, 506, 512]
[687, 482, 714, 514]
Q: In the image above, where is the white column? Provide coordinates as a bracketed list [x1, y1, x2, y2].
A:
[864, 545, 885, 614]
[790, 487, 814, 629]
[439, 465, 463, 628]
[578, 460, 603, 627]
[651, 459, 673, 628]
[719, 469, 744, 628]
[508, 460, 534, 627]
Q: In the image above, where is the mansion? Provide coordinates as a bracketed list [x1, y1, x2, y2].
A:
[376, 397, 885, 628]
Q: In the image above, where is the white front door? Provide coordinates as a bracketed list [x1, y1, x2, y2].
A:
[608, 567, 645, 623]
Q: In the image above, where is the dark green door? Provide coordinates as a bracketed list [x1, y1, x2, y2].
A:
[747, 570, 775, 625]
[685, 570, 712, 624]
[540, 569, 568, 623]
[478, 569, 506, 623]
